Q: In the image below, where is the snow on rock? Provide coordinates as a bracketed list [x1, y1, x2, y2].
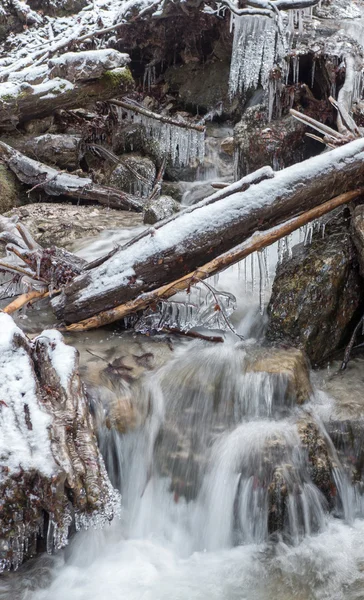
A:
[49, 49, 130, 82]
[0, 314, 120, 572]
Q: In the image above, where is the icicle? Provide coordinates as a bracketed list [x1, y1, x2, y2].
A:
[228, 15, 286, 98]
[263, 247, 270, 286]
[304, 224, 313, 246]
[251, 253, 255, 293]
[135, 283, 238, 334]
[143, 65, 156, 92]
[311, 58, 316, 88]
[120, 109, 205, 167]
[257, 250, 265, 315]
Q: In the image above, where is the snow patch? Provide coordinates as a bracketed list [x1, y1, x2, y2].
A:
[38, 330, 77, 389]
[0, 313, 54, 476]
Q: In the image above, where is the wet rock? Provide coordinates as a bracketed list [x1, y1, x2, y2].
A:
[143, 195, 180, 224]
[23, 134, 82, 171]
[221, 136, 234, 156]
[244, 347, 313, 405]
[234, 107, 318, 177]
[266, 220, 363, 366]
[160, 181, 185, 202]
[49, 49, 130, 83]
[297, 419, 336, 507]
[351, 204, 364, 278]
[109, 153, 156, 198]
[112, 123, 159, 159]
[0, 164, 20, 213]
[0, 314, 119, 572]
[5, 203, 143, 249]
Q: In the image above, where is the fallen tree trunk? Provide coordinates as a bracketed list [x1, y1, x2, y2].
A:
[0, 142, 144, 211]
[53, 138, 364, 324]
[0, 64, 133, 132]
[65, 188, 363, 331]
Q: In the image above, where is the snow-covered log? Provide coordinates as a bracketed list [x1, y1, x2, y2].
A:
[0, 142, 144, 211]
[0, 50, 132, 132]
[0, 313, 119, 572]
[53, 138, 364, 324]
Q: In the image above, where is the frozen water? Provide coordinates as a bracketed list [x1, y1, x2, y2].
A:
[118, 107, 205, 166]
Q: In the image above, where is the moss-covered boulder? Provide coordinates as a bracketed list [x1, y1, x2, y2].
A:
[0, 163, 20, 213]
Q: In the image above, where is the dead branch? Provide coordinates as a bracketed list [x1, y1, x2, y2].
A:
[3, 290, 49, 314]
[64, 188, 363, 331]
[109, 99, 206, 133]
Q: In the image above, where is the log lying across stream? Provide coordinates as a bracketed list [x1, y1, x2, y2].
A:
[52, 138, 364, 324]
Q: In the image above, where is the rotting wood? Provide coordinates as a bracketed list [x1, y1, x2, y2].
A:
[0, 69, 134, 132]
[64, 188, 363, 331]
[0, 142, 144, 212]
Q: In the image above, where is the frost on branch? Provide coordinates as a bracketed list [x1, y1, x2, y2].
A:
[0, 314, 120, 573]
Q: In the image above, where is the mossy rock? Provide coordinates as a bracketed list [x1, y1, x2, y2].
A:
[0, 163, 20, 213]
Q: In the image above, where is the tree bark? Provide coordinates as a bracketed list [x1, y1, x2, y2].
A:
[53, 138, 364, 324]
[64, 188, 363, 331]
[0, 142, 144, 211]
[0, 66, 133, 132]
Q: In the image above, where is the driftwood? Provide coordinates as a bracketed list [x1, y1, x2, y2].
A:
[0, 142, 144, 211]
[64, 188, 363, 331]
[53, 138, 364, 324]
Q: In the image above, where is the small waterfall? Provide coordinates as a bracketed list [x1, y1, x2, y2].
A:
[97, 342, 354, 552]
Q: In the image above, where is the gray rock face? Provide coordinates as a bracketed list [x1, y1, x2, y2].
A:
[23, 134, 82, 171]
[143, 195, 180, 224]
[49, 49, 130, 82]
[266, 217, 363, 366]
[109, 153, 156, 198]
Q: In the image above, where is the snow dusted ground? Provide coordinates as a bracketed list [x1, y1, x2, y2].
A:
[0, 0, 158, 76]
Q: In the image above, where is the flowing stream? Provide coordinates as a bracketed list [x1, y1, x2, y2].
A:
[2, 127, 364, 600]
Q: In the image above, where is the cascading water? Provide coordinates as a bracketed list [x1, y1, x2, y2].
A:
[4, 332, 364, 600]
[3, 126, 364, 600]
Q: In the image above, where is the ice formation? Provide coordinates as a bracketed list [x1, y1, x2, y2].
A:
[135, 282, 238, 334]
[118, 107, 205, 166]
[229, 14, 287, 99]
